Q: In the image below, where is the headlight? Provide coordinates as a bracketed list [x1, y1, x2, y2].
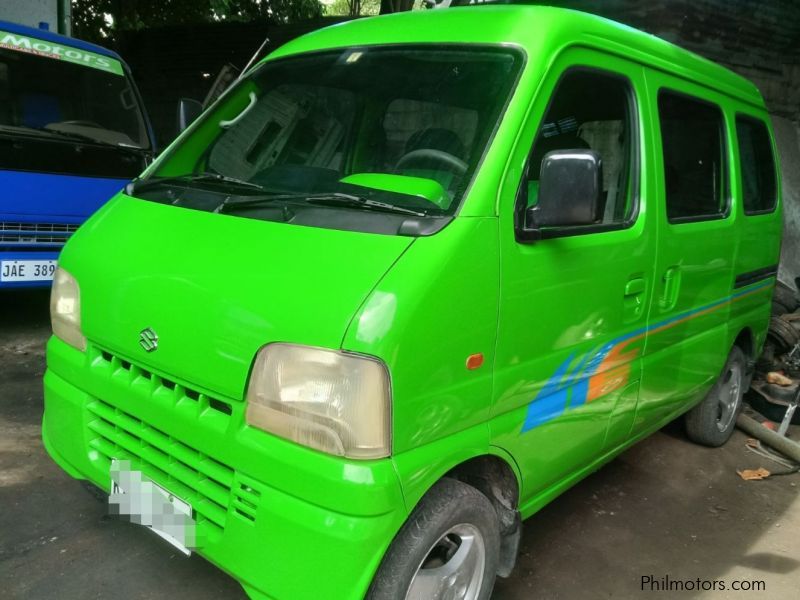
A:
[245, 343, 391, 459]
[50, 267, 86, 351]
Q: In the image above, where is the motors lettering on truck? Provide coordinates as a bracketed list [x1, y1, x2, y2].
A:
[0, 31, 123, 75]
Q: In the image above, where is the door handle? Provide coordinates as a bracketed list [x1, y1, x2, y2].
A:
[659, 266, 681, 311]
[623, 277, 646, 322]
[624, 278, 645, 297]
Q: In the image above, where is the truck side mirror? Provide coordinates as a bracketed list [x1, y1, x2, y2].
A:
[177, 98, 203, 133]
[526, 149, 603, 229]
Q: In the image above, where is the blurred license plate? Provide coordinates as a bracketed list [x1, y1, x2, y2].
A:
[109, 459, 195, 555]
[0, 259, 57, 282]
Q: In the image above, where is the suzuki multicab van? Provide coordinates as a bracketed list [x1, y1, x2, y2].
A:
[43, 6, 781, 600]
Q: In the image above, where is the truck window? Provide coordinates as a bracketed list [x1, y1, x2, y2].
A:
[0, 40, 149, 149]
[658, 91, 727, 222]
[521, 68, 637, 228]
[0, 28, 152, 181]
[735, 115, 777, 214]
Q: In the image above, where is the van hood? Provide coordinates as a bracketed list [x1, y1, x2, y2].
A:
[61, 195, 413, 400]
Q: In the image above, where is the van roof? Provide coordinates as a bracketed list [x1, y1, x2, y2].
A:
[0, 19, 123, 61]
[270, 5, 764, 108]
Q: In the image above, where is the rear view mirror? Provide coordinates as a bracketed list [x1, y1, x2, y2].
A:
[526, 149, 603, 229]
[176, 98, 203, 133]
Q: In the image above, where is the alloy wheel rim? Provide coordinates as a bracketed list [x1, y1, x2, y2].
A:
[405, 523, 486, 600]
[716, 362, 742, 432]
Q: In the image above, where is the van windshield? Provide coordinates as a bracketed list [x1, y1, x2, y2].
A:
[138, 45, 521, 222]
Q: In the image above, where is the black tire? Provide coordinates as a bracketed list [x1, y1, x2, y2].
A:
[768, 316, 800, 354]
[685, 346, 746, 447]
[367, 478, 500, 600]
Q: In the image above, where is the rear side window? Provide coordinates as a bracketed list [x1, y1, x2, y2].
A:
[735, 115, 777, 214]
[658, 91, 727, 222]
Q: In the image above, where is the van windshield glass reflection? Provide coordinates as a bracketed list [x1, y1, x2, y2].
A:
[143, 46, 522, 217]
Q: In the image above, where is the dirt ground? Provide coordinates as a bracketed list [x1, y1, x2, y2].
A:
[1, 290, 798, 599]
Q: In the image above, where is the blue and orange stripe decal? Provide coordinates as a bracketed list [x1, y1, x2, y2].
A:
[520, 278, 773, 433]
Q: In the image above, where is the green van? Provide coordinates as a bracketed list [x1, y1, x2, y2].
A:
[42, 5, 781, 600]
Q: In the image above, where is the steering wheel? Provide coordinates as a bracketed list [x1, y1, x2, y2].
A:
[395, 148, 468, 176]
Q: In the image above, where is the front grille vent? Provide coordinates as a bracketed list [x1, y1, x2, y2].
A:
[86, 399, 265, 538]
[84, 344, 265, 537]
[94, 347, 234, 419]
[0, 222, 79, 246]
[88, 399, 236, 535]
[0, 222, 79, 233]
[231, 477, 263, 522]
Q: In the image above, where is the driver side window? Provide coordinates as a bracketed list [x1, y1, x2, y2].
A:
[520, 68, 638, 229]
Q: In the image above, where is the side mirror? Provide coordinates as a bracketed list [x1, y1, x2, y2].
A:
[525, 149, 603, 230]
[176, 98, 203, 133]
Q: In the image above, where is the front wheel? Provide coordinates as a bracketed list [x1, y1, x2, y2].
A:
[367, 478, 500, 600]
[685, 346, 746, 447]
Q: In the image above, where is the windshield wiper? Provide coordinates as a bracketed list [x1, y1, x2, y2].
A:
[126, 172, 266, 195]
[0, 124, 139, 149]
[39, 127, 111, 145]
[40, 127, 143, 149]
[0, 124, 64, 140]
[219, 192, 426, 217]
[307, 193, 428, 216]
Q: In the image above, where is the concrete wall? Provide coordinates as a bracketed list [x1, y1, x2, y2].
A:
[775, 118, 800, 286]
[0, 0, 58, 32]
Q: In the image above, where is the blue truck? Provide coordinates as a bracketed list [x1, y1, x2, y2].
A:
[0, 20, 154, 288]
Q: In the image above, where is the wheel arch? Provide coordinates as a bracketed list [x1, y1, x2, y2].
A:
[732, 326, 757, 387]
[446, 453, 520, 510]
[733, 326, 756, 361]
[399, 449, 524, 578]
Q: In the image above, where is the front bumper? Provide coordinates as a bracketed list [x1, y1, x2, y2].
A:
[42, 336, 407, 600]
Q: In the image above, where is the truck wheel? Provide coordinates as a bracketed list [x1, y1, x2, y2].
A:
[367, 477, 500, 600]
[768, 316, 800, 354]
[685, 346, 746, 447]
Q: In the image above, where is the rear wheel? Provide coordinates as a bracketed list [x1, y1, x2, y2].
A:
[685, 346, 746, 447]
[367, 478, 500, 600]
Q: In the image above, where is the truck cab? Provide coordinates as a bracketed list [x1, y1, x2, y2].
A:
[0, 20, 154, 288]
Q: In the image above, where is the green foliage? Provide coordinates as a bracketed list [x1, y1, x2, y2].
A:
[322, 0, 380, 17]
[322, 0, 423, 17]
[71, 0, 324, 44]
